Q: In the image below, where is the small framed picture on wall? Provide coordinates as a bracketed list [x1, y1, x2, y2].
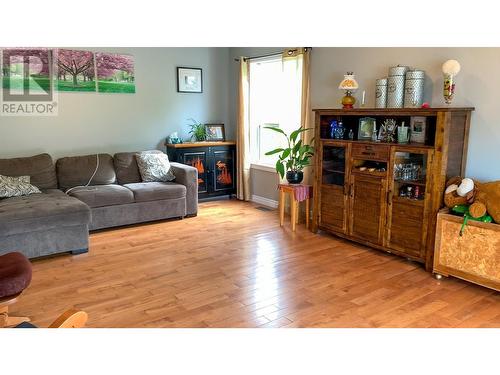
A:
[205, 124, 225, 141]
[177, 67, 202, 93]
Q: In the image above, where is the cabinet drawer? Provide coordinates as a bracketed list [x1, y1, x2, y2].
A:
[351, 144, 390, 161]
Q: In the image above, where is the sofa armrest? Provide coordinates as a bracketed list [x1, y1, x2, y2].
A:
[170, 162, 198, 216]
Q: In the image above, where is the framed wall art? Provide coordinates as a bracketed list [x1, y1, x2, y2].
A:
[177, 67, 202, 93]
[96, 52, 135, 93]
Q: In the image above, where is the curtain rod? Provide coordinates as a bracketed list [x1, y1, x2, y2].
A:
[233, 51, 283, 62]
[233, 48, 311, 62]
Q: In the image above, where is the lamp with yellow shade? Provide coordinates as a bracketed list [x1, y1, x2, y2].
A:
[338, 72, 359, 109]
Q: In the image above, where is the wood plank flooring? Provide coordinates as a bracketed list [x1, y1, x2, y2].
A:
[11, 200, 500, 328]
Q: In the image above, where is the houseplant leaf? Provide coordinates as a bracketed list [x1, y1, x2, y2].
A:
[265, 148, 284, 156]
[275, 160, 285, 179]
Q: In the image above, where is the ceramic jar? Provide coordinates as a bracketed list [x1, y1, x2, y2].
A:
[404, 70, 425, 108]
[375, 78, 387, 108]
[387, 65, 409, 108]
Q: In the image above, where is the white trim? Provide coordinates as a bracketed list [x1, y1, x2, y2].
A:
[251, 194, 278, 209]
[250, 163, 276, 173]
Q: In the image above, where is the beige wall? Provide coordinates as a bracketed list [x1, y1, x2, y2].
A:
[0, 47, 231, 159]
[232, 47, 500, 203]
[251, 168, 280, 201]
[311, 47, 498, 181]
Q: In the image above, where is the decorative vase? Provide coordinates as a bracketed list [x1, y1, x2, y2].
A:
[443, 73, 455, 104]
[286, 171, 303, 184]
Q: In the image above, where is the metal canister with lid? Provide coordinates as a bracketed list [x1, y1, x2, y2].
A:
[404, 70, 425, 108]
[387, 65, 409, 108]
[375, 78, 387, 108]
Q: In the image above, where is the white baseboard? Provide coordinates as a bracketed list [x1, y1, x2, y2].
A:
[251, 194, 278, 209]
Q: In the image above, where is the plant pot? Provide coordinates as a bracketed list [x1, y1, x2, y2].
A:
[286, 171, 303, 184]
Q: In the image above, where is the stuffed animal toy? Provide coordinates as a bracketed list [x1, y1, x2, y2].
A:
[444, 176, 500, 223]
[474, 181, 500, 223]
[444, 177, 474, 208]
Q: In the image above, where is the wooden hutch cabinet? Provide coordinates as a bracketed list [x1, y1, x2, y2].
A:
[311, 108, 474, 270]
[166, 141, 236, 200]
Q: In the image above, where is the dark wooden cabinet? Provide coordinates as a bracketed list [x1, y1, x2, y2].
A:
[312, 107, 474, 271]
[166, 141, 236, 200]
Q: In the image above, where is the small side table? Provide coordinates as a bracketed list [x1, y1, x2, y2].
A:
[278, 184, 313, 231]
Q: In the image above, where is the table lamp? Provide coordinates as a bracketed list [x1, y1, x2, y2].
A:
[338, 72, 359, 109]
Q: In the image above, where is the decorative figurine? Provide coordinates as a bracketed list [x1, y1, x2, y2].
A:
[379, 119, 397, 143]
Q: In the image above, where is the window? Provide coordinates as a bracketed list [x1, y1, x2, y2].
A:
[248, 54, 303, 168]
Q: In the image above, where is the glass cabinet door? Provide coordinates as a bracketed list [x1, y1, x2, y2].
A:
[319, 144, 348, 234]
[182, 151, 208, 193]
[387, 148, 432, 258]
[213, 149, 235, 192]
[321, 145, 346, 186]
[392, 150, 428, 203]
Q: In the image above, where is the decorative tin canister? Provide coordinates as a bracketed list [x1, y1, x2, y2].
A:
[387, 65, 409, 108]
[404, 70, 425, 108]
[375, 78, 387, 108]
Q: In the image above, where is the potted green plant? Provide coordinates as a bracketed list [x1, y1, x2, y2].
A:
[264, 126, 314, 184]
[187, 118, 206, 142]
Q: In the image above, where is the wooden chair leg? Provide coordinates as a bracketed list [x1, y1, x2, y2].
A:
[0, 306, 7, 328]
[306, 198, 310, 229]
[291, 198, 297, 232]
[0, 305, 30, 328]
[279, 190, 285, 227]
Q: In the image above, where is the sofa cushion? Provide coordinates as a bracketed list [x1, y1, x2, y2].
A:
[123, 182, 186, 203]
[68, 184, 135, 208]
[0, 175, 41, 198]
[114, 150, 162, 184]
[56, 153, 116, 191]
[0, 153, 57, 189]
[135, 152, 176, 182]
[0, 190, 91, 236]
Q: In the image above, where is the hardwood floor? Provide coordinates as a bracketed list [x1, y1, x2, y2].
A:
[11, 200, 500, 328]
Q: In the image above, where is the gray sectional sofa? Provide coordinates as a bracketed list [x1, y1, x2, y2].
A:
[0, 151, 198, 258]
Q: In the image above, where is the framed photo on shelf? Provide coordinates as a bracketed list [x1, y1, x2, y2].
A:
[177, 67, 203, 93]
[358, 117, 376, 140]
[205, 124, 225, 141]
[410, 116, 427, 144]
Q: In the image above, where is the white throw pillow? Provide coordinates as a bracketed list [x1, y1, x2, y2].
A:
[135, 152, 176, 182]
[0, 175, 41, 198]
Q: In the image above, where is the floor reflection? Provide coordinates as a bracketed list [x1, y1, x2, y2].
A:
[252, 237, 280, 312]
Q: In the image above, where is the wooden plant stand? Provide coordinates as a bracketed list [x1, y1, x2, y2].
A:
[279, 184, 312, 232]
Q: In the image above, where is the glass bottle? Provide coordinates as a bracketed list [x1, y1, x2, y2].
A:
[329, 120, 338, 139]
[371, 122, 378, 142]
[336, 121, 345, 139]
[348, 128, 354, 140]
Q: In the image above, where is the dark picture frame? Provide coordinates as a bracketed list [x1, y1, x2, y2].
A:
[177, 67, 203, 93]
[358, 117, 376, 140]
[205, 124, 225, 141]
